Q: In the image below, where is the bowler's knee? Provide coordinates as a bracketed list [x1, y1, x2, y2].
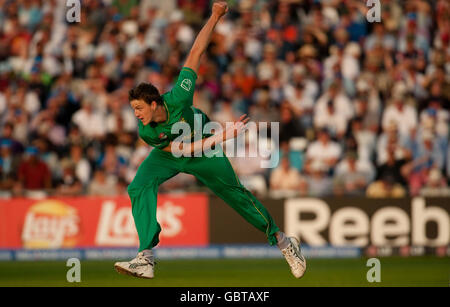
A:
[127, 177, 158, 195]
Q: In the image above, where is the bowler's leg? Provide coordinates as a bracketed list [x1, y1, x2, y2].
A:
[128, 149, 180, 251]
[184, 153, 280, 245]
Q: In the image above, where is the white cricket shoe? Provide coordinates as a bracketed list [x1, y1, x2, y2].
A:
[281, 237, 306, 278]
[114, 252, 155, 279]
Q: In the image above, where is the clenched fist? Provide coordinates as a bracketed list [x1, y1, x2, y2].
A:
[212, 1, 228, 18]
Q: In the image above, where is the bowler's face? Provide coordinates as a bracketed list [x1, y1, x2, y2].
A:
[130, 99, 153, 126]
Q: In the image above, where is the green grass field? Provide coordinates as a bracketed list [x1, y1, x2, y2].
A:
[0, 257, 448, 287]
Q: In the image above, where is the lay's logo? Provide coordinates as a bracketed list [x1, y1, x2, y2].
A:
[21, 200, 81, 249]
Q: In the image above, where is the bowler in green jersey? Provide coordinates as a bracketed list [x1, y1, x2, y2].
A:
[114, 2, 306, 280]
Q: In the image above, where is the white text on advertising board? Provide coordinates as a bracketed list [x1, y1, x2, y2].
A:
[285, 198, 449, 247]
[95, 201, 184, 246]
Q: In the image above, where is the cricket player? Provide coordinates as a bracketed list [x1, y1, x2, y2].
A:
[114, 2, 306, 279]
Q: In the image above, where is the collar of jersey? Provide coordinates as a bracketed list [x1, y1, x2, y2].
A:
[162, 100, 170, 125]
[153, 100, 170, 127]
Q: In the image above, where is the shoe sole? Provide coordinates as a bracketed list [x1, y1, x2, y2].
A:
[295, 259, 307, 279]
[114, 264, 154, 279]
[291, 257, 307, 279]
[289, 237, 307, 279]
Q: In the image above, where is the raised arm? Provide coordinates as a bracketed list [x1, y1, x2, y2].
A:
[183, 2, 228, 74]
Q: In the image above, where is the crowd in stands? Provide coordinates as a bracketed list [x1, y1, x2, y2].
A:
[0, 0, 449, 199]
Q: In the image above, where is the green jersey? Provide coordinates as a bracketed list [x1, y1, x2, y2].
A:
[138, 67, 210, 149]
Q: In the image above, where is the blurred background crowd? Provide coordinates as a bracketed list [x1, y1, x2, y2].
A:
[0, 0, 449, 199]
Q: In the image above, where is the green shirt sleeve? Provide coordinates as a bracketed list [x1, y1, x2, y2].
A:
[165, 67, 197, 108]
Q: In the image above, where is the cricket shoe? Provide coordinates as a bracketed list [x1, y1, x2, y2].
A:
[114, 252, 155, 279]
[281, 237, 306, 278]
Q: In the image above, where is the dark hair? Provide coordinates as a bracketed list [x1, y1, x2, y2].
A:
[128, 83, 163, 105]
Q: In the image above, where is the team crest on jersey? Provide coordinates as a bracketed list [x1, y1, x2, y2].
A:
[180, 79, 192, 91]
[159, 132, 167, 140]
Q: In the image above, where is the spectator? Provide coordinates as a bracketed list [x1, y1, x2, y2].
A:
[419, 167, 450, 197]
[33, 138, 59, 181]
[256, 43, 289, 86]
[401, 51, 428, 100]
[230, 63, 257, 100]
[375, 142, 408, 187]
[314, 82, 353, 138]
[353, 78, 381, 133]
[334, 151, 375, 196]
[306, 160, 333, 197]
[283, 77, 314, 130]
[279, 104, 305, 143]
[270, 157, 307, 194]
[276, 141, 304, 173]
[67, 143, 91, 187]
[403, 129, 446, 196]
[288, 65, 319, 103]
[112, 0, 139, 18]
[248, 87, 279, 124]
[0, 139, 21, 192]
[72, 98, 106, 140]
[125, 25, 150, 59]
[54, 160, 83, 196]
[211, 100, 239, 126]
[381, 81, 418, 138]
[88, 168, 117, 196]
[364, 23, 396, 52]
[17, 146, 51, 195]
[97, 142, 127, 178]
[348, 117, 376, 163]
[376, 121, 411, 166]
[323, 43, 360, 95]
[305, 129, 342, 175]
[314, 98, 348, 139]
[66, 124, 88, 148]
[419, 98, 449, 139]
[0, 122, 24, 154]
[366, 175, 407, 198]
[139, 0, 176, 22]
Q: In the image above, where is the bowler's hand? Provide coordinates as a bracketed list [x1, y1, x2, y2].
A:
[212, 1, 228, 19]
[222, 114, 250, 142]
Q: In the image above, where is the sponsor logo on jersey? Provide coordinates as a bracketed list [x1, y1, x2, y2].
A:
[159, 132, 167, 140]
[181, 79, 192, 91]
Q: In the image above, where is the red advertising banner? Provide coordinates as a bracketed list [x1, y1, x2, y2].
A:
[0, 194, 209, 249]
